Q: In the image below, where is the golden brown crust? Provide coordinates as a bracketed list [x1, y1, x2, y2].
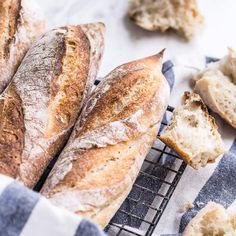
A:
[0, 23, 104, 188]
[0, 85, 24, 177]
[0, 0, 45, 94]
[79, 70, 159, 137]
[91, 182, 133, 227]
[75, 52, 164, 138]
[41, 51, 170, 228]
[0, 0, 21, 59]
[45, 26, 90, 138]
[159, 135, 192, 165]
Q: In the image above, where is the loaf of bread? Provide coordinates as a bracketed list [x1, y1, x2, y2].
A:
[194, 48, 236, 129]
[183, 202, 236, 235]
[0, 23, 105, 188]
[128, 0, 204, 40]
[0, 0, 45, 94]
[160, 92, 225, 169]
[41, 51, 170, 228]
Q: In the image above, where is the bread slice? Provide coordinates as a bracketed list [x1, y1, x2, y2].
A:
[183, 202, 236, 236]
[128, 0, 204, 40]
[194, 48, 236, 129]
[160, 92, 225, 169]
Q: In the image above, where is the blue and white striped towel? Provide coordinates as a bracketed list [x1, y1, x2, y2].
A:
[0, 174, 105, 236]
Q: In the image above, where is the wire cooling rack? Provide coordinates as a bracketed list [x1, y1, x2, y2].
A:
[34, 80, 187, 236]
[105, 106, 187, 236]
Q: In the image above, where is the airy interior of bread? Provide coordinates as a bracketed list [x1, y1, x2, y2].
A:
[184, 202, 236, 236]
[128, 0, 204, 39]
[160, 92, 225, 169]
[195, 48, 236, 128]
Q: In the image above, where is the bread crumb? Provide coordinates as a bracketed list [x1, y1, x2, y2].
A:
[179, 201, 194, 213]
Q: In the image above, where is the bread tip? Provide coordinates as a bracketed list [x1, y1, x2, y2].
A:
[159, 48, 166, 57]
[145, 49, 166, 67]
[151, 49, 165, 62]
[155, 48, 166, 62]
[96, 22, 106, 33]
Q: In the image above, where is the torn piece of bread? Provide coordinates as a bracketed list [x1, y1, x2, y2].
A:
[160, 92, 226, 169]
[183, 202, 236, 236]
[128, 0, 204, 40]
[194, 48, 236, 129]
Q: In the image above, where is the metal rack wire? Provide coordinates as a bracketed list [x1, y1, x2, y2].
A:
[105, 106, 187, 236]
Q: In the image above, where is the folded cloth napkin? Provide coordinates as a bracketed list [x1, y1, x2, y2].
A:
[0, 174, 105, 236]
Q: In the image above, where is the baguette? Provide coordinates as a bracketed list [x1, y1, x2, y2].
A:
[183, 202, 236, 235]
[41, 50, 170, 228]
[194, 48, 236, 128]
[160, 92, 225, 169]
[0, 0, 45, 93]
[0, 23, 105, 188]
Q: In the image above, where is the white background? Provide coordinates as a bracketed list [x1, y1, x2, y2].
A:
[35, 0, 236, 77]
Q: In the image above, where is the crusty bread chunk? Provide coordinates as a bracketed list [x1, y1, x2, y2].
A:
[183, 202, 236, 236]
[128, 0, 204, 40]
[160, 92, 225, 169]
[195, 48, 236, 129]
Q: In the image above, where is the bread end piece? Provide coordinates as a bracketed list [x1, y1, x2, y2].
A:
[183, 202, 236, 236]
[128, 0, 204, 40]
[160, 92, 226, 169]
[194, 48, 236, 129]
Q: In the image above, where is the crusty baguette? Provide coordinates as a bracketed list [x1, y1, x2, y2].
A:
[128, 0, 204, 40]
[41, 51, 170, 228]
[183, 202, 236, 236]
[0, 0, 45, 94]
[194, 48, 236, 129]
[0, 23, 105, 188]
[160, 92, 225, 169]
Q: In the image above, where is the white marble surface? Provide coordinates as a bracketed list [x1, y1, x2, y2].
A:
[36, 0, 236, 78]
